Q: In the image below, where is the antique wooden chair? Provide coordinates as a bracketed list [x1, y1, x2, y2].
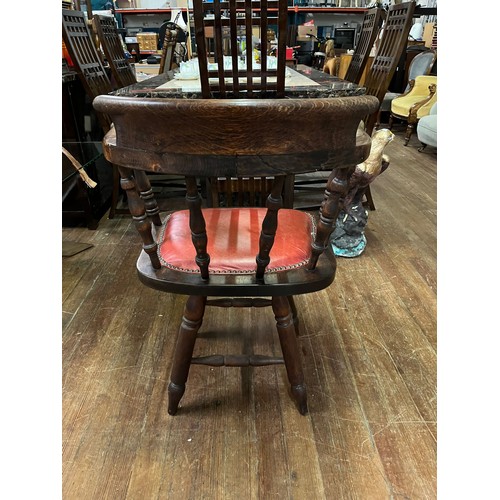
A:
[192, 0, 288, 97]
[92, 14, 137, 89]
[62, 8, 125, 219]
[362, 1, 416, 136]
[343, 7, 384, 84]
[357, 0, 416, 210]
[293, 5, 405, 211]
[158, 27, 178, 74]
[93, 0, 379, 415]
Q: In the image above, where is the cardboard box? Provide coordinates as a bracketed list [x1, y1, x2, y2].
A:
[136, 32, 159, 51]
[297, 25, 317, 42]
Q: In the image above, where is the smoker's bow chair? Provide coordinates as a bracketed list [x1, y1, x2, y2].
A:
[93, 0, 378, 416]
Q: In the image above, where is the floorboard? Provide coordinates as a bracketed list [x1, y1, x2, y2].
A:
[62, 128, 437, 499]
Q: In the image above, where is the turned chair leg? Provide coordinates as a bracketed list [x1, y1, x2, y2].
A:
[388, 114, 394, 131]
[418, 142, 428, 153]
[272, 296, 308, 415]
[287, 296, 299, 336]
[109, 165, 120, 219]
[404, 122, 415, 146]
[364, 185, 376, 211]
[168, 295, 207, 415]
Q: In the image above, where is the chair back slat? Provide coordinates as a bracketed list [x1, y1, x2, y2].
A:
[344, 7, 384, 84]
[93, 14, 137, 89]
[193, 0, 288, 97]
[362, 0, 416, 133]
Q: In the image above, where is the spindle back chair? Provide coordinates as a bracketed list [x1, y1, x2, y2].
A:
[62, 8, 113, 133]
[93, 0, 379, 415]
[93, 92, 379, 416]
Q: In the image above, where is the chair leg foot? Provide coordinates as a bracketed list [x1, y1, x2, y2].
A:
[404, 123, 415, 146]
[167, 295, 206, 415]
[167, 383, 185, 415]
[418, 143, 427, 152]
[272, 296, 308, 415]
[291, 384, 308, 415]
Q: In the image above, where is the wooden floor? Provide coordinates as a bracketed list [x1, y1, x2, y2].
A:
[62, 128, 437, 499]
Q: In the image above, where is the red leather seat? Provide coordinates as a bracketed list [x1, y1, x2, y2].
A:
[158, 208, 315, 274]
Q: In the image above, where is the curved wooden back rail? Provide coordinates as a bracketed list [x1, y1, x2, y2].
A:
[344, 7, 384, 84]
[92, 14, 137, 89]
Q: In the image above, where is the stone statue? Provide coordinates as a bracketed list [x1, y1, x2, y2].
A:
[331, 128, 394, 257]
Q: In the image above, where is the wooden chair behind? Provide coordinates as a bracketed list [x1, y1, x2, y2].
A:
[92, 14, 137, 89]
[358, 0, 416, 210]
[62, 8, 126, 219]
[362, 1, 416, 135]
[193, 0, 288, 98]
[62, 8, 113, 133]
[344, 7, 384, 84]
[206, 175, 294, 208]
[159, 28, 178, 74]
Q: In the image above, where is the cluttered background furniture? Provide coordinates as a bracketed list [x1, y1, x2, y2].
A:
[342, 6, 384, 84]
[377, 48, 436, 129]
[92, 13, 136, 89]
[294, 1, 415, 213]
[94, 0, 378, 414]
[62, 8, 120, 220]
[390, 74, 437, 146]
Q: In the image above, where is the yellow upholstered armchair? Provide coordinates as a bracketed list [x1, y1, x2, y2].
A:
[389, 74, 437, 146]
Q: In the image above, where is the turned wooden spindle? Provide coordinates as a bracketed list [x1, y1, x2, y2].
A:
[256, 176, 285, 281]
[185, 176, 210, 280]
[118, 166, 161, 269]
[133, 170, 162, 226]
[308, 165, 356, 270]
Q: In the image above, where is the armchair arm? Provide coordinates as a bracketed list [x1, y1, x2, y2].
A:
[408, 83, 437, 123]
